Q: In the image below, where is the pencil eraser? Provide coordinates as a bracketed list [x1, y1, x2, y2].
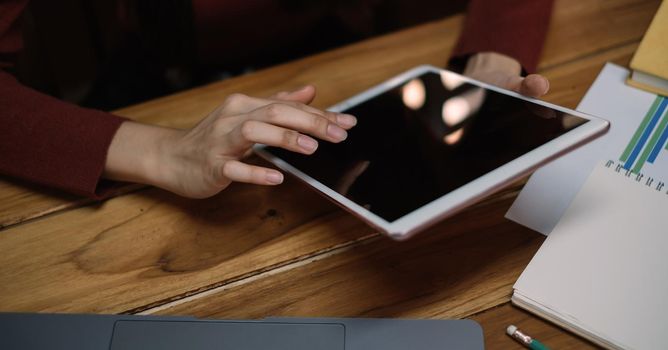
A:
[506, 325, 517, 336]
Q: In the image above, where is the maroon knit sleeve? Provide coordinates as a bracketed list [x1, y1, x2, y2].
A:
[449, 0, 554, 73]
[0, 0, 127, 199]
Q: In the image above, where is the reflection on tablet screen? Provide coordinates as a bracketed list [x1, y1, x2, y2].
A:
[265, 72, 588, 222]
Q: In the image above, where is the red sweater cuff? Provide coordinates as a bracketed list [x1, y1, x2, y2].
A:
[0, 71, 128, 199]
[449, 0, 554, 74]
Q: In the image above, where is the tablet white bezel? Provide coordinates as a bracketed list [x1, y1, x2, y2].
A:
[254, 65, 609, 240]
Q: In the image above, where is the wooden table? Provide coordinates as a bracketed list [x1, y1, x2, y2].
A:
[0, 0, 660, 348]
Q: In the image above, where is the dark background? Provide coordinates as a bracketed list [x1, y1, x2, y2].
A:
[14, 0, 467, 111]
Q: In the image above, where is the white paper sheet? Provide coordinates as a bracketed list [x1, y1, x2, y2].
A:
[513, 161, 668, 349]
[506, 63, 668, 234]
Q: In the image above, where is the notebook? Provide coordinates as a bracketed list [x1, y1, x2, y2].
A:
[626, 0, 668, 96]
[512, 161, 668, 349]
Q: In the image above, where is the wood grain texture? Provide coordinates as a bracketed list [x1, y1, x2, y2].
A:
[151, 197, 541, 319]
[0, 179, 84, 230]
[0, 175, 375, 313]
[0, 0, 658, 229]
[539, 0, 659, 70]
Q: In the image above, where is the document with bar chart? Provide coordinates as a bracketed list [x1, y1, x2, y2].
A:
[506, 63, 668, 235]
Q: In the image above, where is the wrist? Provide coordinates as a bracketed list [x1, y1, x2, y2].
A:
[104, 121, 183, 190]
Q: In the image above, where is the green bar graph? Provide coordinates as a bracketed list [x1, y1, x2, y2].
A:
[620, 96, 662, 162]
[633, 110, 668, 173]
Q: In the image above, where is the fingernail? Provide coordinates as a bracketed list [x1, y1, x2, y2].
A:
[542, 77, 550, 95]
[327, 124, 348, 140]
[266, 171, 284, 184]
[336, 114, 357, 127]
[297, 135, 318, 152]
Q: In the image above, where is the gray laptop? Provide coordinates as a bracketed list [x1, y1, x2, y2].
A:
[0, 313, 484, 349]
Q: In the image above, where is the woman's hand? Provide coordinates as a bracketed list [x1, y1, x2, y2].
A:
[104, 85, 357, 198]
[463, 52, 550, 98]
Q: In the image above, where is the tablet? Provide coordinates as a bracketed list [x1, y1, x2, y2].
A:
[255, 65, 609, 240]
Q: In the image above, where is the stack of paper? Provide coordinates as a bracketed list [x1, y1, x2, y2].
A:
[509, 63, 668, 349]
[513, 161, 668, 349]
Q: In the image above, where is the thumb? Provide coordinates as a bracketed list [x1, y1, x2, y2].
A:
[505, 74, 549, 98]
[503, 75, 525, 94]
[272, 85, 317, 104]
[519, 74, 550, 98]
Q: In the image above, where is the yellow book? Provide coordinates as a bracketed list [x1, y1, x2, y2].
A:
[627, 0, 668, 96]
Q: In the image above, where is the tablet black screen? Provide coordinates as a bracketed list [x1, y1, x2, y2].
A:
[264, 72, 588, 222]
